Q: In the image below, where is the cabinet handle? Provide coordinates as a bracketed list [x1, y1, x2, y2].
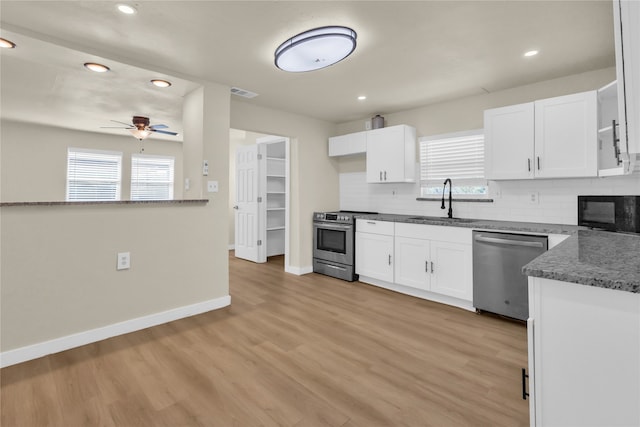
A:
[425, 261, 428, 272]
[522, 368, 529, 400]
[612, 119, 622, 166]
[366, 221, 376, 225]
[537, 156, 540, 170]
[388, 254, 392, 265]
[384, 171, 387, 181]
[527, 158, 531, 172]
[430, 261, 434, 273]
[379, 171, 382, 181]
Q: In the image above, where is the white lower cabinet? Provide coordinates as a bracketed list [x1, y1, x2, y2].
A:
[527, 277, 640, 426]
[355, 220, 394, 283]
[394, 236, 430, 291]
[357, 220, 473, 310]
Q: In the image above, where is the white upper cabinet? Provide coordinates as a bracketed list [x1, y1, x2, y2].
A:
[484, 102, 535, 180]
[534, 91, 598, 178]
[484, 91, 598, 180]
[328, 131, 367, 157]
[366, 125, 416, 183]
[613, 0, 640, 171]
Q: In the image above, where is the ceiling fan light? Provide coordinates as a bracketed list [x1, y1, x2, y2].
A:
[151, 79, 172, 88]
[0, 38, 16, 49]
[129, 129, 152, 140]
[84, 62, 110, 73]
[275, 26, 357, 72]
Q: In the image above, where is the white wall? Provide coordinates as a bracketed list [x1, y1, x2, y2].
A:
[0, 82, 231, 357]
[336, 67, 640, 224]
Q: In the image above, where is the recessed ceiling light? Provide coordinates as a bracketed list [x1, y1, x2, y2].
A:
[117, 4, 137, 14]
[358, 95, 367, 101]
[275, 26, 357, 72]
[0, 38, 16, 49]
[524, 50, 539, 57]
[84, 62, 110, 73]
[150, 79, 172, 88]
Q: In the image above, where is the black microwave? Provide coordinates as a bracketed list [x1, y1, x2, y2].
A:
[578, 196, 640, 233]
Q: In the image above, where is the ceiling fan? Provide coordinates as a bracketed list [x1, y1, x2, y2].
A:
[101, 116, 178, 140]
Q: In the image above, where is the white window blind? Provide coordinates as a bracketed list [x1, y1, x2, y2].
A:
[131, 154, 175, 201]
[419, 130, 487, 196]
[66, 148, 122, 201]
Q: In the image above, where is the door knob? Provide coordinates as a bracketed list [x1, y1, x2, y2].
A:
[233, 205, 239, 210]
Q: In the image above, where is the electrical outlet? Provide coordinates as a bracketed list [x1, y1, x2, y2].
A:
[117, 252, 130, 270]
[528, 192, 539, 204]
[365, 120, 372, 131]
[202, 160, 209, 176]
[207, 180, 219, 193]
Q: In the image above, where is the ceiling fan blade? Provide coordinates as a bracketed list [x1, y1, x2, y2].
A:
[149, 124, 168, 129]
[110, 119, 134, 126]
[151, 129, 179, 136]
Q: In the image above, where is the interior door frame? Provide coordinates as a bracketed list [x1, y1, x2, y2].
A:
[256, 135, 290, 272]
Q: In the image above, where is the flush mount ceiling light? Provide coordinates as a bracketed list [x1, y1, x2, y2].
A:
[117, 4, 137, 14]
[84, 62, 110, 73]
[0, 38, 16, 49]
[275, 26, 357, 72]
[524, 50, 539, 57]
[150, 79, 172, 88]
[358, 95, 367, 100]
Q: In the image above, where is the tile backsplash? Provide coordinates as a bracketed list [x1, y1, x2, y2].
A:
[340, 171, 640, 225]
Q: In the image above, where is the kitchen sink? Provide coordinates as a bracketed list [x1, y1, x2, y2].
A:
[407, 216, 478, 224]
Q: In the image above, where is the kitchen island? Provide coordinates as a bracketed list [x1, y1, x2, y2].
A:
[522, 230, 640, 427]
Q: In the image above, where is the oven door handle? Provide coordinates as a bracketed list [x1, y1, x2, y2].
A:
[314, 222, 353, 231]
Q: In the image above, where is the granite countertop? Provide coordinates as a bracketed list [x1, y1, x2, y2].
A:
[354, 213, 579, 235]
[523, 230, 640, 294]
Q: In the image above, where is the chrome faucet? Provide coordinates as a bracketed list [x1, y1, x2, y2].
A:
[441, 178, 453, 218]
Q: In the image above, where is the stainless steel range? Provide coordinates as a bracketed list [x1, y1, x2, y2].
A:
[313, 210, 377, 281]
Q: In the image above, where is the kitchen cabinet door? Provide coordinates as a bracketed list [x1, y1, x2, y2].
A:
[429, 240, 472, 301]
[394, 236, 430, 291]
[534, 91, 598, 178]
[355, 232, 394, 282]
[328, 132, 366, 157]
[484, 102, 535, 180]
[528, 277, 640, 426]
[366, 125, 416, 183]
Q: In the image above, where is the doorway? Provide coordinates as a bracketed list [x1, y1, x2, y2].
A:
[229, 129, 290, 270]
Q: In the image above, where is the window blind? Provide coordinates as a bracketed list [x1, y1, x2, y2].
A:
[66, 148, 122, 201]
[419, 131, 485, 184]
[131, 154, 175, 201]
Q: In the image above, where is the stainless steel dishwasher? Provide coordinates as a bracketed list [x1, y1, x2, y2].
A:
[472, 231, 548, 321]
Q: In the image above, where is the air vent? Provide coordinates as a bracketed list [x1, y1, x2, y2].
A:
[230, 87, 258, 99]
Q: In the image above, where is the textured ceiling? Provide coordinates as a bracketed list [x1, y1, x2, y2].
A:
[0, 1, 615, 135]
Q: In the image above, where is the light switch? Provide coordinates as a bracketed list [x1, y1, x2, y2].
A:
[117, 252, 130, 270]
[207, 180, 219, 193]
[203, 160, 209, 176]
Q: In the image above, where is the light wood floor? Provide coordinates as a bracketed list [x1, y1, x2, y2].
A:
[1, 252, 529, 426]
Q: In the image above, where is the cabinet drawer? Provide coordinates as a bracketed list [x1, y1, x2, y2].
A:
[395, 222, 472, 244]
[356, 219, 394, 235]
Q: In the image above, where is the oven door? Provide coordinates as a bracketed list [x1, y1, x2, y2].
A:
[313, 221, 354, 265]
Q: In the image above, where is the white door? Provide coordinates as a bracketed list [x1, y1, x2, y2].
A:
[534, 91, 598, 178]
[234, 145, 263, 262]
[429, 241, 472, 301]
[394, 236, 430, 290]
[484, 102, 535, 180]
[355, 232, 394, 282]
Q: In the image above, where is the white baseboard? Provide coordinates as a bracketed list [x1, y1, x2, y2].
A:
[358, 276, 475, 312]
[228, 244, 235, 250]
[285, 265, 313, 275]
[0, 295, 231, 368]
